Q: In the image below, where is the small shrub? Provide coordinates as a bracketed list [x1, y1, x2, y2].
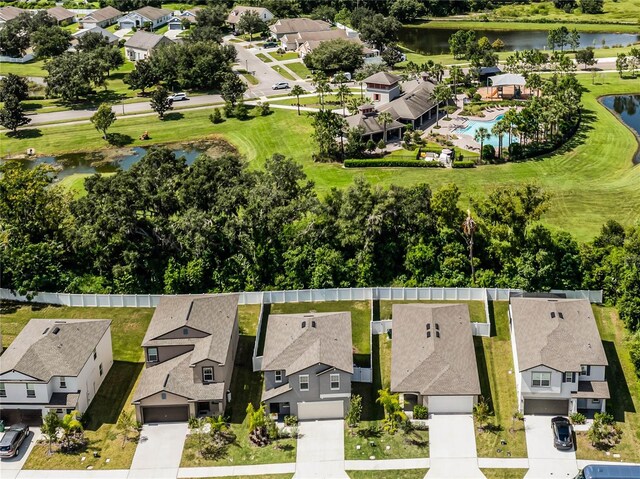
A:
[570, 412, 587, 425]
[284, 415, 298, 427]
[452, 160, 475, 168]
[256, 101, 271, 116]
[413, 405, 428, 419]
[209, 108, 223, 124]
[376, 139, 386, 150]
[223, 102, 234, 118]
[482, 144, 496, 162]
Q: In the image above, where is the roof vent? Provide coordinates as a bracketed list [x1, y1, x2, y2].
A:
[558, 312, 564, 319]
[550, 312, 556, 319]
[311, 321, 316, 328]
[52, 327, 60, 335]
[435, 323, 440, 331]
[302, 321, 307, 328]
[436, 331, 440, 338]
[426, 323, 431, 330]
[427, 331, 431, 338]
[43, 328, 50, 335]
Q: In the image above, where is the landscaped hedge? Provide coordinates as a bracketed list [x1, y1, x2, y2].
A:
[345, 159, 444, 168]
[452, 161, 476, 168]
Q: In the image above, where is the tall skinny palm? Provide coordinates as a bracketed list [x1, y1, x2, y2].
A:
[337, 83, 352, 116]
[474, 127, 490, 162]
[491, 120, 507, 160]
[378, 111, 393, 143]
[431, 84, 452, 127]
[291, 85, 305, 115]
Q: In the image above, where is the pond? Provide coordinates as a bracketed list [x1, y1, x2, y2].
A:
[602, 94, 640, 164]
[398, 27, 640, 55]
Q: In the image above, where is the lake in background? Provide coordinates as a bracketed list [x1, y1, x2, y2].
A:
[602, 94, 640, 164]
[398, 27, 640, 55]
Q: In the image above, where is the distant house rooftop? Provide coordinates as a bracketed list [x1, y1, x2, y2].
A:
[81, 6, 122, 24]
[134, 6, 171, 21]
[270, 17, 331, 35]
[46, 6, 75, 22]
[226, 5, 271, 25]
[124, 30, 171, 50]
[0, 5, 26, 22]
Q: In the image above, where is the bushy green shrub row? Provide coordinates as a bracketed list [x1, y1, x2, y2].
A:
[452, 160, 476, 168]
[345, 159, 444, 168]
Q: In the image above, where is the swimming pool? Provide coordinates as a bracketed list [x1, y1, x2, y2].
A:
[458, 114, 519, 148]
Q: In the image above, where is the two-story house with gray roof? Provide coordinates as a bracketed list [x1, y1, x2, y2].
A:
[261, 312, 353, 420]
[132, 294, 239, 423]
[510, 297, 610, 416]
[0, 319, 113, 426]
[391, 304, 481, 414]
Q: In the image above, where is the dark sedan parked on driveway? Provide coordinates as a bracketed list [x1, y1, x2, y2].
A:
[551, 416, 574, 451]
[0, 424, 30, 458]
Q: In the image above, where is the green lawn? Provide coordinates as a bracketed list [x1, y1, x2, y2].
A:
[268, 301, 371, 366]
[480, 469, 528, 479]
[285, 62, 312, 79]
[238, 304, 261, 336]
[0, 59, 48, 77]
[352, 334, 391, 422]
[378, 300, 487, 323]
[575, 306, 640, 463]
[237, 69, 259, 85]
[474, 302, 527, 458]
[268, 52, 299, 61]
[270, 65, 295, 81]
[411, 18, 640, 32]
[344, 420, 429, 460]
[347, 470, 428, 479]
[0, 303, 153, 470]
[256, 53, 273, 63]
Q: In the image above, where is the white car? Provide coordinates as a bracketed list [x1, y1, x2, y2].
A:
[272, 82, 290, 90]
[168, 92, 188, 101]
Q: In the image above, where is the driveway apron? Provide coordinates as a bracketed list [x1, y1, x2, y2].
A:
[524, 415, 578, 479]
[427, 415, 486, 479]
[0, 427, 41, 479]
[294, 420, 348, 479]
[128, 422, 188, 479]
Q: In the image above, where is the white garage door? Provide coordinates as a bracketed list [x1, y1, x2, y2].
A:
[297, 400, 344, 420]
[428, 395, 475, 414]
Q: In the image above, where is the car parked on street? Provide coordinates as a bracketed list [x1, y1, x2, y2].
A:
[272, 82, 290, 90]
[0, 424, 30, 458]
[263, 41, 278, 48]
[551, 416, 574, 450]
[168, 92, 188, 102]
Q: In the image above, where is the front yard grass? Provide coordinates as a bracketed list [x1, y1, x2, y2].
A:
[344, 421, 429, 460]
[268, 52, 299, 61]
[255, 53, 273, 63]
[480, 469, 527, 479]
[284, 62, 311, 79]
[474, 302, 527, 458]
[270, 65, 295, 81]
[378, 300, 486, 323]
[237, 69, 259, 85]
[575, 306, 640, 463]
[347, 470, 428, 479]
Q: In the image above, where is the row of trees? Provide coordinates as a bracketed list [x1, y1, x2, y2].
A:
[0, 74, 31, 133]
[0, 11, 71, 58]
[448, 30, 500, 68]
[615, 49, 640, 78]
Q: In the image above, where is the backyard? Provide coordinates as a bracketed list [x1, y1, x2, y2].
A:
[377, 300, 487, 323]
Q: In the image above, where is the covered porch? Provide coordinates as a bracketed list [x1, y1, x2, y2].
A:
[570, 380, 610, 416]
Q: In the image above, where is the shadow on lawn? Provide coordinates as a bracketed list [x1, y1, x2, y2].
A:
[226, 335, 263, 424]
[8, 128, 43, 139]
[106, 132, 134, 147]
[603, 340, 636, 422]
[474, 336, 494, 414]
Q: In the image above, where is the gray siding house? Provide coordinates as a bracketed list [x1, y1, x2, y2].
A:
[510, 297, 610, 416]
[117, 6, 171, 30]
[261, 312, 353, 420]
[132, 294, 239, 423]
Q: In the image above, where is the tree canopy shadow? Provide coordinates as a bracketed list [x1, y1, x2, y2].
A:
[106, 132, 134, 147]
[474, 336, 494, 414]
[7, 128, 43, 139]
[163, 112, 184, 121]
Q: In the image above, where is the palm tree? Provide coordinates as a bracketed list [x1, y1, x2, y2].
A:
[336, 83, 352, 116]
[525, 72, 543, 98]
[474, 127, 490, 161]
[503, 108, 519, 147]
[355, 71, 366, 100]
[492, 120, 507, 160]
[291, 85, 305, 115]
[116, 410, 140, 449]
[449, 65, 463, 99]
[430, 84, 452, 127]
[378, 111, 393, 143]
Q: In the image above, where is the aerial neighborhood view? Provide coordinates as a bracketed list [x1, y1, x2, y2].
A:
[1, 0, 640, 478]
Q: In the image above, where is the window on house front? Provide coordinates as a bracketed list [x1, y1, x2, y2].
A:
[0, 383, 5, 398]
[60, 377, 67, 389]
[147, 347, 158, 362]
[93, 348, 97, 360]
[26, 384, 36, 398]
[299, 375, 309, 391]
[99, 364, 103, 376]
[532, 372, 551, 387]
[183, 328, 189, 335]
[203, 367, 214, 383]
[330, 374, 340, 390]
[275, 370, 283, 383]
[592, 398, 600, 403]
[563, 372, 574, 383]
[580, 365, 590, 376]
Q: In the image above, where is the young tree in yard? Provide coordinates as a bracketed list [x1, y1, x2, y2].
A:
[430, 84, 452, 127]
[0, 74, 29, 102]
[237, 10, 267, 43]
[125, 58, 158, 95]
[41, 410, 61, 455]
[220, 72, 247, 107]
[245, 403, 270, 446]
[209, 107, 223, 124]
[473, 398, 490, 429]
[0, 95, 31, 133]
[378, 111, 394, 143]
[150, 86, 172, 119]
[346, 394, 362, 434]
[376, 388, 406, 434]
[90, 103, 116, 140]
[291, 85, 305, 115]
[96, 45, 124, 77]
[575, 47, 596, 70]
[474, 127, 490, 162]
[31, 26, 72, 58]
[381, 45, 405, 69]
[116, 410, 141, 449]
[616, 53, 628, 78]
[366, 138, 377, 154]
[76, 31, 109, 52]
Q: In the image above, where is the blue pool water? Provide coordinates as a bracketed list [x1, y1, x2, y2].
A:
[459, 114, 519, 148]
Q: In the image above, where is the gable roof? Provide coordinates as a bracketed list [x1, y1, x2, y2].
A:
[391, 304, 481, 397]
[143, 294, 239, 365]
[510, 298, 608, 372]
[73, 26, 119, 44]
[270, 18, 330, 35]
[490, 73, 526, 87]
[345, 112, 404, 136]
[124, 30, 171, 51]
[0, 319, 111, 382]
[81, 6, 122, 24]
[261, 312, 353, 375]
[227, 5, 272, 24]
[133, 6, 171, 21]
[364, 71, 400, 86]
[46, 6, 75, 22]
[378, 81, 437, 121]
[0, 5, 26, 22]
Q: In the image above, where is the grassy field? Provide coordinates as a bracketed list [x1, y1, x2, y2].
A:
[347, 471, 428, 479]
[378, 300, 487, 323]
[474, 302, 527, 458]
[285, 61, 312, 79]
[0, 303, 154, 469]
[270, 65, 295, 81]
[575, 306, 640, 463]
[480, 469, 528, 479]
[268, 52, 299, 62]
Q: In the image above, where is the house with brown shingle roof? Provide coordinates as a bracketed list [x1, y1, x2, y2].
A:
[132, 294, 239, 423]
[80, 6, 123, 29]
[0, 319, 113, 426]
[124, 30, 172, 61]
[509, 297, 610, 416]
[260, 312, 353, 420]
[0, 5, 26, 26]
[391, 304, 481, 414]
[117, 6, 171, 30]
[269, 17, 330, 39]
[46, 6, 76, 25]
[226, 5, 273, 31]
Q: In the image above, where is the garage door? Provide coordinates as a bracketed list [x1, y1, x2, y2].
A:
[524, 399, 569, 416]
[297, 401, 344, 420]
[142, 405, 189, 423]
[0, 408, 43, 426]
[428, 396, 475, 414]
[169, 23, 181, 29]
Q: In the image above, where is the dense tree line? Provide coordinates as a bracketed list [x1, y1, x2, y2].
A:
[0, 11, 70, 58]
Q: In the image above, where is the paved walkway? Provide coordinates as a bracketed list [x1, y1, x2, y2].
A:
[524, 415, 577, 479]
[294, 420, 349, 479]
[178, 463, 296, 477]
[129, 423, 188, 479]
[427, 415, 485, 479]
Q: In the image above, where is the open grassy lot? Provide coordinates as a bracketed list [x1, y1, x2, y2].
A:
[0, 302, 153, 469]
[474, 302, 527, 458]
[285, 62, 311, 79]
[344, 420, 429, 460]
[480, 469, 528, 479]
[347, 470, 429, 479]
[378, 300, 486, 323]
[574, 306, 640, 463]
[270, 65, 295, 81]
[0, 59, 48, 77]
[268, 301, 371, 366]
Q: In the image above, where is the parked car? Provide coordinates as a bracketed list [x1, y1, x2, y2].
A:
[272, 82, 290, 90]
[263, 41, 278, 48]
[0, 424, 30, 458]
[168, 92, 188, 102]
[551, 416, 574, 450]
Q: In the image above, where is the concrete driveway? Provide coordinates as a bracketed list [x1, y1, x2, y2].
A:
[0, 427, 41, 479]
[294, 419, 348, 479]
[524, 415, 578, 479]
[427, 415, 485, 479]
[129, 422, 188, 479]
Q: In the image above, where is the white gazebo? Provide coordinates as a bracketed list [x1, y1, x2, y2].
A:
[489, 74, 527, 99]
